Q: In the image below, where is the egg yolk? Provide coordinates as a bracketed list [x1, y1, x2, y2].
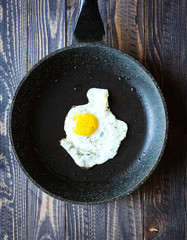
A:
[73, 113, 98, 136]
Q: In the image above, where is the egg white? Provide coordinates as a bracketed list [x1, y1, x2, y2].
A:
[60, 88, 128, 168]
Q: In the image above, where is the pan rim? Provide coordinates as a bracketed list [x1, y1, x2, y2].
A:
[9, 43, 169, 204]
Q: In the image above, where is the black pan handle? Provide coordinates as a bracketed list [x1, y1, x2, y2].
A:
[73, 0, 105, 43]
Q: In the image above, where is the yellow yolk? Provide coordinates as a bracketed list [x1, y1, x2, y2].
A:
[73, 113, 98, 136]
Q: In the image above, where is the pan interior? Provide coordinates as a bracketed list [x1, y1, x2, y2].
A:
[11, 44, 167, 202]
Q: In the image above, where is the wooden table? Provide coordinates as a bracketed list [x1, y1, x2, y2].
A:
[0, 0, 186, 239]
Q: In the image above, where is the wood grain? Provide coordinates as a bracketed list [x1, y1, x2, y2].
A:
[65, 1, 107, 239]
[28, 0, 66, 66]
[104, 191, 143, 240]
[143, 0, 187, 239]
[66, 190, 143, 240]
[107, 0, 144, 62]
[66, 0, 81, 46]
[27, 0, 66, 239]
[0, 0, 28, 239]
[66, 203, 107, 239]
[104, 0, 144, 239]
[27, 185, 65, 240]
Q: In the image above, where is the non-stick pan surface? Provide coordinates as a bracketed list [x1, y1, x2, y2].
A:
[9, 0, 168, 204]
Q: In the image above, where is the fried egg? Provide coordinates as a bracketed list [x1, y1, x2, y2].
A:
[60, 88, 128, 169]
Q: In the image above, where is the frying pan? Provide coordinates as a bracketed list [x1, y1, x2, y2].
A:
[9, 0, 168, 204]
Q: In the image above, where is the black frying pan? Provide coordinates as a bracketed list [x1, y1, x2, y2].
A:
[9, 0, 168, 204]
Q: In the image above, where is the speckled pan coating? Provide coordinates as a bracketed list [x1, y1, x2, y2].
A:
[9, 43, 168, 204]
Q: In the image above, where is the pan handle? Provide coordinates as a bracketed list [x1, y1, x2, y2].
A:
[73, 0, 105, 43]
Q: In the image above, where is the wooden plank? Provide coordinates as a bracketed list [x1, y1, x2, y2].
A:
[107, 0, 144, 62]
[27, 0, 66, 239]
[66, 0, 81, 46]
[28, 0, 66, 66]
[104, 190, 143, 240]
[104, 0, 144, 239]
[66, 203, 107, 239]
[66, 192, 143, 240]
[143, 0, 187, 239]
[27, 185, 66, 240]
[66, 0, 144, 239]
[0, 0, 28, 239]
[65, 1, 107, 239]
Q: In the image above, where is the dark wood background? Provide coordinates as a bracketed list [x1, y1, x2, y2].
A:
[0, 0, 186, 239]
